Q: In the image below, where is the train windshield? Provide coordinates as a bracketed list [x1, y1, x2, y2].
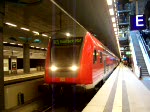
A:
[51, 37, 83, 67]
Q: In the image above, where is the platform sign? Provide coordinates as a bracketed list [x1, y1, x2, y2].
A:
[130, 15, 146, 30]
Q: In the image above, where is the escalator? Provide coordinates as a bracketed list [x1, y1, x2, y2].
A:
[130, 31, 150, 77]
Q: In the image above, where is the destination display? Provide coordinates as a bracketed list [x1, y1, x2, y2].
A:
[52, 37, 83, 46]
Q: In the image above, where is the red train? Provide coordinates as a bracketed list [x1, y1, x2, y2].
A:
[44, 32, 119, 90]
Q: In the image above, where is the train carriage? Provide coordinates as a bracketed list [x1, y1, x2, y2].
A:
[44, 32, 119, 90]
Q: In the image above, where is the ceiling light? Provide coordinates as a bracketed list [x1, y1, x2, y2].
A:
[5, 22, 17, 27]
[111, 17, 116, 22]
[18, 44, 22, 46]
[3, 50, 9, 52]
[115, 32, 118, 35]
[3, 42, 8, 43]
[36, 47, 40, 48]
[12, 50, 19, 52]
[41, 48, 44, 49]
[66, 32, 71, 37]
[10, 43, 15, 45]
[114, 28, 117, 31]
[42, 34, 48, 37]
[31, 46, 35, 48]
[32, 31, 39, 35]
[109, 8, 114, 15]
[107, 0, 112, 5]
[20, 27, 30, 31]
[113, 23, 116, 27]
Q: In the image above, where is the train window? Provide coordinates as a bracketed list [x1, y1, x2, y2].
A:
[100, 52, 103, 63]
[93, 50, 97, 64]
[51, 45, 82, 67]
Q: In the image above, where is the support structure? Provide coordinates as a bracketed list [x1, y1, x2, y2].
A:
[23, 43, 30, 74]
[135, 0, 139, 15]
[0, 0, 5, 111]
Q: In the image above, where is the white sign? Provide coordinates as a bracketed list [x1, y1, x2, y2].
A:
[136, 15, 144, 27]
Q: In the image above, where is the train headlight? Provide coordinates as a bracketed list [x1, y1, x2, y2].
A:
[50, 65, 58, 71]
[70, 65, 78, 71]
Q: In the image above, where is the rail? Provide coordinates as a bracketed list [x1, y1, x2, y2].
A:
[137, 32, 150, 75]
[139, 34, 150, 57]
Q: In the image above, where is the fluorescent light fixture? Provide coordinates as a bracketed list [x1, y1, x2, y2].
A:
[20, 27, 30, 31]
[3, 42, 8, 43]
[32, 31, 39, 35]
[31, 46, 35, 48]
[114, 28, 117, 31]
[66, 32, 71, 37]
[113, 23, 116, 27]
[5, 22, 17, 27]
[12, 50, 18, 52]
[10, 43, 15, 45]
[107, 0, 112, 5]
[36, 47, 40, 48]
[42, 34, 48, 37]
[111, 17, 116, 22]
[18, 44, 22, 46]
[41, 48, 45, 49]
[109, 8, 114, 15]
[3, 50, 9, 52]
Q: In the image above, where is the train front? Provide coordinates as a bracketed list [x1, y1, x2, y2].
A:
[45, 34, 84, 84]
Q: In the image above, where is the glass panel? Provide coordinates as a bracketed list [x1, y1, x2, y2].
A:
[51, 38, 82, 67]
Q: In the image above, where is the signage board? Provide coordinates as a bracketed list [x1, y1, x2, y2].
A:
[130, 15, 146, 30]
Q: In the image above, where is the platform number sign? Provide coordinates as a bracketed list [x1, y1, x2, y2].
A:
[130, 15, 146, 30]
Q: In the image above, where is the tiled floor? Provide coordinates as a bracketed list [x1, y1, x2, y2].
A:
[82, 64, 150, 112]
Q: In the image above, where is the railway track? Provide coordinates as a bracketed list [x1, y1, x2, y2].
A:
[39, 89, 97, 112]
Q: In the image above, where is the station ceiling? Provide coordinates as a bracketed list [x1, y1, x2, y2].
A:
[4, 0, 120, 58]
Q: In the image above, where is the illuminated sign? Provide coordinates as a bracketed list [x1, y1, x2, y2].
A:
[52, 37, 83, 46]
[126, 51, 131, 55]
[130, 15, 146, 30]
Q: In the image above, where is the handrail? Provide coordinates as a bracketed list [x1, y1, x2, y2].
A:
[140, 34, 150, 50]
[129, 33, 140, 78]
[136, 31, 150, 75]
[139, 34, 150, 57]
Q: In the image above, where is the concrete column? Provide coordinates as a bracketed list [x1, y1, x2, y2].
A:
[23, 43, 30, 74]
[0, 0, 5, 111]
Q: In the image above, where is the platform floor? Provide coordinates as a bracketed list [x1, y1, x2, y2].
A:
[82, 63, 150, 112]
[4, 71, 44, 84]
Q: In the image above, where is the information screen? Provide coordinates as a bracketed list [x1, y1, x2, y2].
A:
[51, 37, 83, 46]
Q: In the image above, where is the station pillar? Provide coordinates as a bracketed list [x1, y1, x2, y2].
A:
[0, 0, 5, 111]
[23, 43, 30, 74]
